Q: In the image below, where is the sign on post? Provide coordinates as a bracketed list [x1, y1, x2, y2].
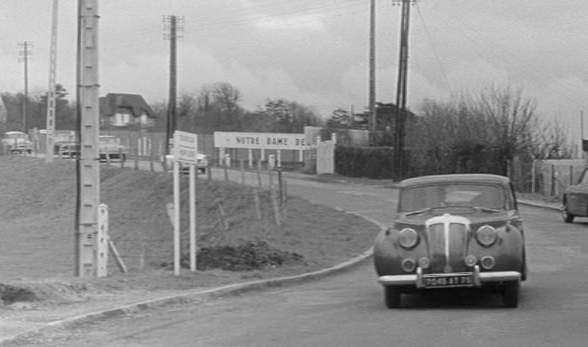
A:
[172, 131, 199, 275]
[174, 130, 199, 164]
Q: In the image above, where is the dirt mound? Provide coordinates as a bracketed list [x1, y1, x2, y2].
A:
[0, 283, 38, 305]
[187, 241, 305, 271]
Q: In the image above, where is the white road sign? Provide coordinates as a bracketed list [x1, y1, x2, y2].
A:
[173, 130, 198, 164]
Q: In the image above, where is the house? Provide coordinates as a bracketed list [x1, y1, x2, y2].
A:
[99, 93, 156, 129]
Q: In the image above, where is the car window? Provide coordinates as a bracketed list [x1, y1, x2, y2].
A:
[580, 170, 588, 185]
[399, 183, 507, 212]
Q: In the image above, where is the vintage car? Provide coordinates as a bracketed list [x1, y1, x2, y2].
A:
[98, 135, 128, 161]
[56, 141, 80, 159]
[164, 152, 209, 174]
[374, 174, 527, 308]
[561, 168, 588, 223]
[1, 131, 33, 154]
[52, 130, 77, 155]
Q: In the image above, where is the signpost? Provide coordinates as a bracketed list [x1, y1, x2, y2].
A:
[172, 130, 198, 275]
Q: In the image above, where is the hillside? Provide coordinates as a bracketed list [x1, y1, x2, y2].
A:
[0, 156, 378, 296]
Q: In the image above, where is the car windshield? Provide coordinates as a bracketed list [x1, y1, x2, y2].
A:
[399, 183, 508, 213]
[99, 137, 117, 144]
[4, 133, 28, 140]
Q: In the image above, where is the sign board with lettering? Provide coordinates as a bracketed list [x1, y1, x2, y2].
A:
[214, 131, 309, 150]
[173, 130, 198, 164]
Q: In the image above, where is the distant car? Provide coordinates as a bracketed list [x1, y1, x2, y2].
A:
[99, 135, 128, 161]
[52, 131, 77, 155]
[164, 152, 208, 174]
[561, 168, 588, 223]
[56, 141, 80, 159]
[373, 174, 527, 308]
[1, 131, 33, 154]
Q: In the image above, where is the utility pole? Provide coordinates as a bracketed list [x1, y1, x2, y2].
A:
[76, 0, 100, 278]
[369, 0, 376, 134]
[393, 0, 413, 180]
[18, 41, 33, 132]
[163, 15, 184, 155]
[46, 0, 59, 163]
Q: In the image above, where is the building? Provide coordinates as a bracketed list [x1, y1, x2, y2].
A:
[99, 93, 156, 129]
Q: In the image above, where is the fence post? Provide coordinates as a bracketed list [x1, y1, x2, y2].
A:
[134, 147, 139, 170]
[550, 164, 555, 197]
[531, 159, 536, 193]
[240, 159, 245, 185]
[256, 160, 263, 189]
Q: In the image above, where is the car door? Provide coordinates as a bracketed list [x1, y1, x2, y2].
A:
[566, 168, 588, 216]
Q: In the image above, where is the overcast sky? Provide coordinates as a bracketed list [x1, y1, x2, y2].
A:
[1, 0, 587, 136]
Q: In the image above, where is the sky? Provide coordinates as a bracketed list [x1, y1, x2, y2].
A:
[1, 0, 588, 140]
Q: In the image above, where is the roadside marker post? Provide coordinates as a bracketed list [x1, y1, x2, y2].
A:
[172, 130, 199, 275]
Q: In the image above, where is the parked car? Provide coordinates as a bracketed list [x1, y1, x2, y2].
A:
[373, 173, 527, 308]
[164, 152, 208, 174]
[56, 141, 80, 159]
[561, 168, 588, 223]
[99, 135, 128, 161]
[1, 131, 33, 154]
[52, 130, 77, 155]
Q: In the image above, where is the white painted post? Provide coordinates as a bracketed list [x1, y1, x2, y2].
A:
[96, 203, 109, 278]
[219, 147, 225, 167]
[277, 149, 282, 168]
[268, 154, 275, 170]
[248, 148, 253, 168]
[173, 159, 181, 276]
[189, 164, 197, 271]
[261, 148, 266, 162]
[299, 149, 303, 162]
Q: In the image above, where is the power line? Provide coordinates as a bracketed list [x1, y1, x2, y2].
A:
[17, 40, 33, 132]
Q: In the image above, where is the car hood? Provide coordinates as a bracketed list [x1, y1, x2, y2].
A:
[395, 209, 516, 229]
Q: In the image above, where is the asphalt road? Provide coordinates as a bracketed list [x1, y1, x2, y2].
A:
[17, 170, 588, 347]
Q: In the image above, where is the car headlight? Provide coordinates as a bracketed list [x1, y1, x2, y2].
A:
[398, 228, 419, 249]
[476, 225, 498, 247]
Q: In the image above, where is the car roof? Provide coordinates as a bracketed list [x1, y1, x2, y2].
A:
[398, 173, 510, 188]
[4, 131, 26, 135]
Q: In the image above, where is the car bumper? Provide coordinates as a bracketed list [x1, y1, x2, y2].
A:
[378, 266, 521, 288]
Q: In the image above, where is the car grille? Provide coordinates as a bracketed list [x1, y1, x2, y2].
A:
[425, 215, 470, 273]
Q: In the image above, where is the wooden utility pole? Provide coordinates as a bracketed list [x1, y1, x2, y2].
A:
[163, 15, 184, 155]
[393, 0, 413, 180]
[369, 0, 376, 133]
[76, 0, 100, 277]
[18, 41, 33, 132]
[46, 0, 59, 162]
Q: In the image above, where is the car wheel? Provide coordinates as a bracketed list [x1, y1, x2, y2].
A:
[384, 286, 401, 308]
[562, 203, 575, 223]
[502, 281, 520, 308]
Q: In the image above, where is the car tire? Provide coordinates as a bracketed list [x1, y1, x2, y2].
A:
[562, 202, 575, 223]
[502, 281, 519, 308]
[384, 286, 401, 308]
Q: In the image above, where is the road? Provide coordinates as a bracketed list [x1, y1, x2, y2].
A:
[17, 170, 588, 347]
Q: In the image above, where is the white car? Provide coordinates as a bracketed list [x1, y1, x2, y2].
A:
[164, 152, 208, 174]
[99, 135, 128, 161]
[1, 131, 33, 154]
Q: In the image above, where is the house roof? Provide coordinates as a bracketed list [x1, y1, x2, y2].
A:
[100, 93, 156, 118]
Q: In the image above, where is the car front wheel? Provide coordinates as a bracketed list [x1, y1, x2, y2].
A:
[502, 281, 520, 308]
[562, 202, 575, 223]
[384, 286, 401, 308]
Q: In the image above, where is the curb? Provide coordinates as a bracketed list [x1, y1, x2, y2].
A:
[1, 219, 385, 346]
[517, 199, 560, 211]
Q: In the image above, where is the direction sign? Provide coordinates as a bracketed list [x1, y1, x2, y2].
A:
[173, 130, 198, 164]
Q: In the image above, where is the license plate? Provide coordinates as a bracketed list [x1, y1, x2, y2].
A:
[423, 274, 473, 288]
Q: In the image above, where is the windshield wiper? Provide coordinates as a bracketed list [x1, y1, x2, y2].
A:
[405, 207, 432, 216]
[473, 206, 503, 213]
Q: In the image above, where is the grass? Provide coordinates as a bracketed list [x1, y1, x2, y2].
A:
[0, 156, 379, 302]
